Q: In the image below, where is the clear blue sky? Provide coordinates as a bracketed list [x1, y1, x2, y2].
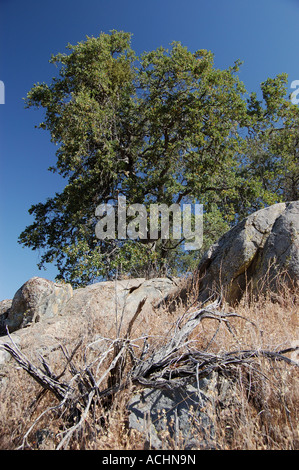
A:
[0, 0, 299, 300]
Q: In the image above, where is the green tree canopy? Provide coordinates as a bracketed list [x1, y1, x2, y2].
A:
[19, 30, 299, 286]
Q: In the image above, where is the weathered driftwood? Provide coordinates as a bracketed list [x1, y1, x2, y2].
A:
[0, 298, 298, 449]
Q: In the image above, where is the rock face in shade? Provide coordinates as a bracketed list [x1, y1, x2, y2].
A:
[195, 201, 299, 304]
[0, 299, 12, 335]
[127, 379, 216, 450]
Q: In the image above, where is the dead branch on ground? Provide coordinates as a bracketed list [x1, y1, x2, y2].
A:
[0, 299, 298, 449]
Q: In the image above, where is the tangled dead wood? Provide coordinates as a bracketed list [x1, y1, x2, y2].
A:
[1, 299, 298, 449]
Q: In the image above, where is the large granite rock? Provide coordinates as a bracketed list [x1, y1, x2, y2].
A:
[3, 277, 73, 333]
[196, 201, 299, 304]
[59, 277, 178, 335]
[0, 277, 178, 365]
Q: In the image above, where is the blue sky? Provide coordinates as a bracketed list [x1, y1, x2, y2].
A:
[0, 0, 299, 300]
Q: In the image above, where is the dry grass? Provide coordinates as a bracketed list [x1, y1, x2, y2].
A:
[0, 278, 298, 451]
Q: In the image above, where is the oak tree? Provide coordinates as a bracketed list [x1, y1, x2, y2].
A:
[19, 30, 299, 286]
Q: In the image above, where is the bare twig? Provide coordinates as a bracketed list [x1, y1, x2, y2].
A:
[56, 390, 96, 450]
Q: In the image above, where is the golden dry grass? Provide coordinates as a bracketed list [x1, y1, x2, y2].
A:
[0, 278, 298, 450]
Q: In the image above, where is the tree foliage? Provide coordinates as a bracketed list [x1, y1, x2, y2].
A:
[19, 30, 299, 286]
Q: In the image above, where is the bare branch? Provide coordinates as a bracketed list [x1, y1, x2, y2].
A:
[1, 301, 298, 450]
